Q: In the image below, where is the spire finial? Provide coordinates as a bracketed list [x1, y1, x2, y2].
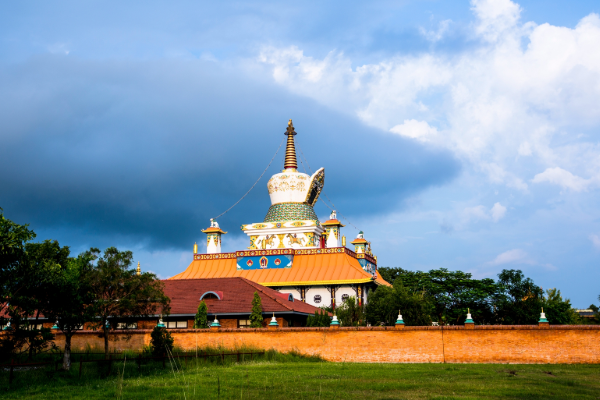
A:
[136, 261, 141, 276]
[283, 119, 298, 170]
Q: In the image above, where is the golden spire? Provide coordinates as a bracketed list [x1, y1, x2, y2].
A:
[136, 262, 141, 276]
[284, 119, 298, 171]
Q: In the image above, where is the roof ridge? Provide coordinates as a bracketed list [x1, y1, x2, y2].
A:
[239, 277, 295, 312]
[341, 252, 374, 278]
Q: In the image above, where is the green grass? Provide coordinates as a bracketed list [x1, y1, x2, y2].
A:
[1, 351, 600, 399]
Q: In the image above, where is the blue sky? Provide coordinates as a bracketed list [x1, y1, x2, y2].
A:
[1, 0, 599, 307]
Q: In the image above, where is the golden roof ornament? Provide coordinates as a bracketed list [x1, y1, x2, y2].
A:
[284, 119, 298, 171]
[136, 261, 141, 276]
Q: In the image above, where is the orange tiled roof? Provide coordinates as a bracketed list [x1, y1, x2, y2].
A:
[169, 252, 378, 286]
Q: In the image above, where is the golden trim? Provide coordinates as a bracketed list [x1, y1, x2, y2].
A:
[261, 278, 373, 287]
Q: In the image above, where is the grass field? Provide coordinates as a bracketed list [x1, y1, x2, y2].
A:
[2, 352, 600, 399]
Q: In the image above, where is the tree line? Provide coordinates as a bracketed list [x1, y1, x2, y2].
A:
[304, 267, 598, 327]
[0, 209, 170, 370]
[367, 267, 594, 326]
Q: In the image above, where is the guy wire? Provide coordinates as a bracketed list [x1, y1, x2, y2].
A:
[213, 138, 285, 220]
[296, 143, 361, 231]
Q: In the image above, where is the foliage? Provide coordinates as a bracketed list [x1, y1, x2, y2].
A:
[249, 291, 263, 328]
[335, 296, 365, 326]
[0, 209, 36, 320]
[10, 240, 69, 359]
[392, 268, 499, 325]
[494, 269, 544, 325]
[305, 309, 331, 327]
[44, 249, 98, 370]
[149, 326, 174, 356]
[193, 300, 209, 329]
[365, 279, 434, 326]
[542, 288, 578, 325]
[86, 247, 171, 358]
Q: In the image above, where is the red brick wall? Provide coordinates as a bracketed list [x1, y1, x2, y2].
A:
[36, 325, 600, 364]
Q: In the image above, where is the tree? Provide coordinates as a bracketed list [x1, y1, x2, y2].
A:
[494, 269, 543, 325]
[249, 292, 263, 328]
[44, 250, 97, 370]
[87, 247, 170, 358]
[150, 326, 174, 357]
[194, 300, 209, 328]
[12, 240, 68, 359]
[0, 208, 36, 318]
[306, 309, 331, 327]
[365, 279, 433, 326]
[543, 288, 577, 325]
[335, 296, 365, 326]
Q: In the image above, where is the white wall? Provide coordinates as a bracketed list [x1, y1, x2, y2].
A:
[335, 286, 357, 305]
[304, 287, 331, 308]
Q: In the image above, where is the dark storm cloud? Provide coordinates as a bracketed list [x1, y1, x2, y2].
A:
[0, 54, 459, 250]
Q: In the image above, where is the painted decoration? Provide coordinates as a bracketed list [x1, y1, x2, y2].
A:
[237, 254, 293, 270]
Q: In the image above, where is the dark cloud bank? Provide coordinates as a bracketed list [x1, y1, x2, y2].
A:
[0, 55, 460, 251]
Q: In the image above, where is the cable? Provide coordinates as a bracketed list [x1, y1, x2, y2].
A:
[212, 138, 284, 220]
[296, 143, 361, 231]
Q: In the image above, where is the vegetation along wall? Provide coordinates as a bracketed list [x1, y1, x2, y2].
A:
[47, 325, 600, 364]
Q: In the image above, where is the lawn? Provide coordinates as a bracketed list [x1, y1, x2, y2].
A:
[1, 352, 599, 399]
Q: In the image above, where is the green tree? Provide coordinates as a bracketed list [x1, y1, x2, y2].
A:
[494, 269, 543, 325]
[194, 300, 209, 328]
[249, 292, 263, 328]
[87, 247, 171, 358]
[365, 279, 433, 326]
[335, 296, 365, 326]
[44, 250, 97, 370]
[306, 309, 331, 327]
[0, 208, 36, 319]
[543, 288, 578, 324]
[150, 326, 174, 357]
[14, 240, 68, 359]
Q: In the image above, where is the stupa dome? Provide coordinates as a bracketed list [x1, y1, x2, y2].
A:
[262, 119, 324, 222]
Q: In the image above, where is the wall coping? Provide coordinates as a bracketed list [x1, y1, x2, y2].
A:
[33, 324, 600, 335]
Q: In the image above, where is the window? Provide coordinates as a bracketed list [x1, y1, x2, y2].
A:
[117, 322, 138, 329]
[26, 324, 44, 330]
[203, 293, 219, 299]
[166, 321, 188, 329]
[314, 295, 322, 303]
[238, 319, 251, 328]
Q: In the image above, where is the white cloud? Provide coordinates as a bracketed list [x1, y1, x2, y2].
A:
[488, 248, 529, 265]
[486, 248, 556, 270]
[531, 167, 592, 192]
[590, 234, 600, 249]
[471, 0, 523, 42]
[463, 202, 507, 223]
[420, 20, 452, 42]
[258, 1, 600, 192]
[518, 142, 532, 156]
[491, 202, 507, 222]
[390, 119, 437, 141]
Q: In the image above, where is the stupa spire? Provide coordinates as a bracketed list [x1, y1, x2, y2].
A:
[284, 119, 298, 171]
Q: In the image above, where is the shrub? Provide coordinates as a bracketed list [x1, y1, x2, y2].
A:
[150, 326, 174, 356]
[194, 300, 209, 328]
[250, 292, 263, 328]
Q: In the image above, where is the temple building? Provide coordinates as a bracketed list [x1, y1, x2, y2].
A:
[170, 120, 390, 309]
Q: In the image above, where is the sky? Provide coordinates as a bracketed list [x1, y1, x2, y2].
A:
[1, 0, 599, 307]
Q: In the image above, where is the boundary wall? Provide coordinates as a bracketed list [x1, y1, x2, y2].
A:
[47, 325, 600, 364]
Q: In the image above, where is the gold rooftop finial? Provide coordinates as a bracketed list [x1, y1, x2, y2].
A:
[136, 261, 141, 276]
[284, 119, 298, 170]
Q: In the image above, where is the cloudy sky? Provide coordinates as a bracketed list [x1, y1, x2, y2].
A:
[1, 0, 599, 306]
